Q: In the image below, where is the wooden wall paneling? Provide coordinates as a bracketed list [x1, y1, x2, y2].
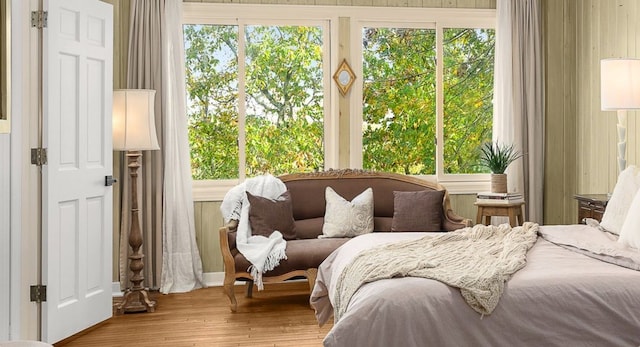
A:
[543, 0, 577, 225]
[352, 0, 374, 6]
[315, 0, 339, 6]
[563, 0, 577, 225]
[422, 0, 443, 7]
[449, 194, 476, 223]
[338, 17, 351, 168]
[443, 0, 456, 8]
[407, 0, 422, 8]
[634, 1, 640, 167]
[590, 1, 609, 193]
[542, 0, 564, 224]
[575, 0, 587, 192]
[195, 201, 224, 272]
[372, 0, 390, 9]
[592, 0, 604, 193]
[455, 0, 476, 8]
[627, 0, 639, 167]
[608, 0, 618, 188]
[605, 0, 618, 189]
[474, 0, 495, 9]
[581, 0, 598, 195]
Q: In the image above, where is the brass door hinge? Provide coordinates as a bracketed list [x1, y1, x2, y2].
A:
[31, 148, 48, 166]
[30, 285, 47, 303]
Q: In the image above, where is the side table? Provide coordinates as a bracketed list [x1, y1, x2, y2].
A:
[573, 194, 608, 224]
[475, 201, 525, 227]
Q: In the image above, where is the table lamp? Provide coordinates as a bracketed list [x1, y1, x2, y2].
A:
[601, 58, 640, 172]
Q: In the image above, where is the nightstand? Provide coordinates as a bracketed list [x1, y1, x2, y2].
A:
[475, 201, 525, 227]
[573, 194, 609, 224]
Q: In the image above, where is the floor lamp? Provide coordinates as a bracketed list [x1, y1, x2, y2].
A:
[112, 89, 160, 314]
[601, 58, 640, 173]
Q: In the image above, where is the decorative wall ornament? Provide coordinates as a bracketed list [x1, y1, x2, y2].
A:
[333, 59, 355, 96]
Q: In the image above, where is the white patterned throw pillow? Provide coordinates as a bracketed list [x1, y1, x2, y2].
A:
[618, 187, 640, 248]
[600, 165, 640, 235]
[321, 187, 374, 238]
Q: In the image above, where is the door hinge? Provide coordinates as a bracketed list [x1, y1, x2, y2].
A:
[30, 285, 47, 303]
[31, 10, 48, 29]
[31, 148, 48, 166]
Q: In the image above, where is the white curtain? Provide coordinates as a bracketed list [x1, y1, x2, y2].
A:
[123, 0, 204, 294]
[494, 0, 545, 223]
[159, 0, 204, 293]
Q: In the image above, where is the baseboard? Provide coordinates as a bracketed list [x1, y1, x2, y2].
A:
[112, 282, 123, 297]
[111, 272, 266, 296]
[203, 272, 226, 287]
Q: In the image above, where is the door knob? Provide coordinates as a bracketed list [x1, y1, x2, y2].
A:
[105, 175, 117, 186]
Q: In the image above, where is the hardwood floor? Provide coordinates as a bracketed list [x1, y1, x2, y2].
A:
[55, 282, 333, 347]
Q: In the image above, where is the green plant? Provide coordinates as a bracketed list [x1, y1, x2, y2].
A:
[480, 142, 521, 174]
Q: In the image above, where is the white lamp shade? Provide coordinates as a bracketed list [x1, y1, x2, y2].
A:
[601, 58, 640, 110]
[112, 89, 160, 151]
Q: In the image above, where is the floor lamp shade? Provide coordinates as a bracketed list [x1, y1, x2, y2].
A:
[601, 58, 640, 172]
[113, 89, 160, 151]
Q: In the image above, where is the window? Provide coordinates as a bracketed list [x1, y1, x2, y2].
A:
[184, 22, 329, 181]
[442, 28, 495, 174]
[362, 27, 438, 175]
[357, 23, 495, 178]
[183, 5, 495, 199]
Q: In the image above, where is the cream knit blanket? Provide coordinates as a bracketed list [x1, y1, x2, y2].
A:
[333, 222, 539, 322]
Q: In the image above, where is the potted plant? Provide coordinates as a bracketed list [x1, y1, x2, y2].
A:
[480, 142, 521, 193]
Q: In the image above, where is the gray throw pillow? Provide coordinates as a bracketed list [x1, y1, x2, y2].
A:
[246, 191, 297, 240]
[391, 190, 445, 232]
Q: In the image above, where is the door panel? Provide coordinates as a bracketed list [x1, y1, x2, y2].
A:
[42, 0, 113, 343]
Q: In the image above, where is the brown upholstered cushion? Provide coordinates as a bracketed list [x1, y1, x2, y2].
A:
[391, 190, 444, 232]
[247, 191, 297, 240]
[234, 238, 350, 275]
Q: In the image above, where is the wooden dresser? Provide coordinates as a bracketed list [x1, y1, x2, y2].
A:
[573, 194, 609, 224]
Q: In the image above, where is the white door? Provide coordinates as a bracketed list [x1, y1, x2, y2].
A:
[42, 0, 113, 343]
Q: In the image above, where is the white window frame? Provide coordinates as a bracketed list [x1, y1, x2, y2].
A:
[184, 4, 340, 200]
[183, 4, 496, 200]
[350, 11, 496, 194]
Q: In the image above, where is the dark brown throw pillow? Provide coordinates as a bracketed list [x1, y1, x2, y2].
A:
[247, 191, 297, 240]
[391, 190, 445, 232]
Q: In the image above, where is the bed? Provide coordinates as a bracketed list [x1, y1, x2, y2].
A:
[310, 223, 640, 347]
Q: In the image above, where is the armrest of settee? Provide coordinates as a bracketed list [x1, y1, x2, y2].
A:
[443, 209, 472, 230]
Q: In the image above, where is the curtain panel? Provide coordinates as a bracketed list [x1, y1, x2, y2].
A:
[494, 0, 545, 223]
[119, 0, 204, 294]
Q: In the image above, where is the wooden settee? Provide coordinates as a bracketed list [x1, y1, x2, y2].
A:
[218, 169, 471, 311]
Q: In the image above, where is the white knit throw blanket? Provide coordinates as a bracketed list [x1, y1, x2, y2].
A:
[333, 222, 539, 322]
[220, 174, 288, 290]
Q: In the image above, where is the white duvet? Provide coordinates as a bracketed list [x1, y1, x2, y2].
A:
[311, 224, 640, 347]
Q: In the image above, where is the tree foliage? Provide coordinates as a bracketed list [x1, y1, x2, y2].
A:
[185, 24, 494, 179]
[362, 27, 494, 175]
[185, 24, 324, 179]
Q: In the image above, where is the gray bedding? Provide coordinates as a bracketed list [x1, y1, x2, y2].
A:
[310, 224, 640, 347]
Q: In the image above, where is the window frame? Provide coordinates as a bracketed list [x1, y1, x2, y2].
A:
[183, 4, 496, 200]
[351, 15, 496, 194]
[184, 4, 340, 200]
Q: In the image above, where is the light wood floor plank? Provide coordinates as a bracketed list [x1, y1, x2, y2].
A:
[54, 282, 332, 347]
